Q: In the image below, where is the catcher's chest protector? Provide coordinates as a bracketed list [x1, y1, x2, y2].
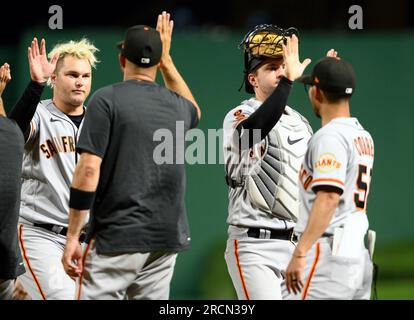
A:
[246, 107, 313, 221]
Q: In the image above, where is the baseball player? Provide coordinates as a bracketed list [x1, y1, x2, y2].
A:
[8, 38, 99, 300]
[62, 12, 200, 300]
[0, 63, 26, 300]
[286, 57, 374, 300]
[223, 25, 314, 300]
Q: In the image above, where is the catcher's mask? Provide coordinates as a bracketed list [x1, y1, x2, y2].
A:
[239, 24, 299, 93]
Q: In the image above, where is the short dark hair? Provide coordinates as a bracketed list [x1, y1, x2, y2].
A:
[321, 89, 350, 104]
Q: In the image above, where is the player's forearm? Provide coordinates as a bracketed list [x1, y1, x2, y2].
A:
[237, 76, 292, 149]
[9, 81, 45, 134]
[71, 156, 101, 192]
[294, 191, 339, 256]
[159, 56, 201, 119]
[0, 97, 6, 116]
[67, 209, 89, 239]
[68, 155, 101, 239]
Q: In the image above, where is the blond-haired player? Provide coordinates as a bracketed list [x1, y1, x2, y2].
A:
[9, 37, 99, 300]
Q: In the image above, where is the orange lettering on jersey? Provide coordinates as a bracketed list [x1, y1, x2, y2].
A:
[304, 176, 313, 190]
[53, 137, 63, 153]
[46, 139, 58, 157]
[40, 136, 76, 159]
[233, 109, 247, 128]
[315, 153, 341, 173]
[40, 144, 51, 159]
[68, 136, 75, 152]
[299, 165, 313, 190]
[354, 137, 374, 157]
[62, 136, 68, 153]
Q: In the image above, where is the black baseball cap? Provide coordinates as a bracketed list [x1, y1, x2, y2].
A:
[297, 57, 356, 96]
[119, 25, 162, 67]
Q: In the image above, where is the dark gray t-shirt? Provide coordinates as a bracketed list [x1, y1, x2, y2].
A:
[77, 80, 198, 254]
[0, 117, 25, 279]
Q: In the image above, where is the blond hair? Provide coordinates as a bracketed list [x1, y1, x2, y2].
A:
[47, 38, 99, 86]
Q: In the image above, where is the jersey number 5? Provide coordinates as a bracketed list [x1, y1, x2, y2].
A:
[354, 164, 373, 210]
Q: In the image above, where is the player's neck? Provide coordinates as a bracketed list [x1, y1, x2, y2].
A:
[53, 98, 84, 116]
[124, 73, 156, 82]
[321, 102, 350, 126]
[124, 65, 157, 83]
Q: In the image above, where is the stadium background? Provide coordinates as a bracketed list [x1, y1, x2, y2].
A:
[1, 0, 413, 299]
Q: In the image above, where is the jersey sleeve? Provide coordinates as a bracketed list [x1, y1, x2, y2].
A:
[309, 134, 348, 193]
[183, 98, 199, 129]
[169, 91, 199, 129]
[76, 88, 112, 158]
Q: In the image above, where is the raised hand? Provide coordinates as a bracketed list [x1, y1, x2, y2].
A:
[28, 38, 59, 83]
[156, 11, 174, 67]
[0, 63, 11, 96]
[326, 48, 339, 58]
[282, 34, 311, 81]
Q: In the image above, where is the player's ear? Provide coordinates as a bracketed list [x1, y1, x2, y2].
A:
[247, 73, 257, 90]
[50, 73, 57, 87]
[119, 54, 126, 69]
[314, 87, 324, 103]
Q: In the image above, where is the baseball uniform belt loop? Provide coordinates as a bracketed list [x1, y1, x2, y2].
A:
[33, 223, 87, 243]
[225, 175, 246, 188]
[247, 227, 297, 241]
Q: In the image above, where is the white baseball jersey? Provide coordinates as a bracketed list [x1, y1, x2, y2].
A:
[20, 99, 85, 227]
[223, 98, 313, 230]
[295, 117, 374, 235]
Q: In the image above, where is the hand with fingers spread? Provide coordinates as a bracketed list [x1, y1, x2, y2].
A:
[156, 11, 174, 68]
[282, 34, 312, 81]
[62, 237, 83, 279]
[0, 63, 11, 96]
[154, 11, 201, 119]
[285, 252, 306, 295]
[28, 37, 59, 84]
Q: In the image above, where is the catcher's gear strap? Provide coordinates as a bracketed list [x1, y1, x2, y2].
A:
[8, 80, 45, 140]
[237, 76, 293, 149]
[69, 187, 95, 210]
[225, 175, 246, 188]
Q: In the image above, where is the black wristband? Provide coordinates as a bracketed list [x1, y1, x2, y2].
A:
[69, 187, 95, 210]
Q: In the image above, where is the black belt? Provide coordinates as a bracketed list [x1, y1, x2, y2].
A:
[247, 227, 297, 242]
[34, 223, 86, 243]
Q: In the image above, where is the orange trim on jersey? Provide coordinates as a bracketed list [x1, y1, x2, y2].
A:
[29, 120, 37, 141]
[77, 237, 93, 300]
[312, 178, 345, 186]
[234, 240, 250, 300]
[301, 242, 321, 300]
[18, 224, 47, 300]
